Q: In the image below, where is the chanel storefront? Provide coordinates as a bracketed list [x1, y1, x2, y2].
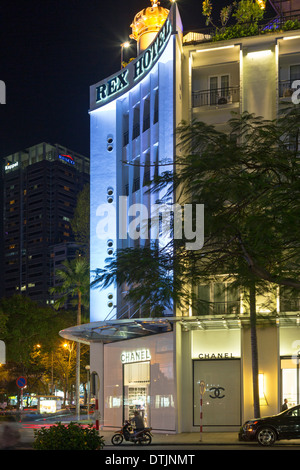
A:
[191, 330, 241, 429]
[102, 331, 176, 432]
[60, 315, 300, 433]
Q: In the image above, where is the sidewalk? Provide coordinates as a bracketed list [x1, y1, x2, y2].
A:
[17, 425, 300, 449]
[101, 430, 242, 446]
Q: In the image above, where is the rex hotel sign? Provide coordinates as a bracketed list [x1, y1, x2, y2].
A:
[95, 18, 171, 105]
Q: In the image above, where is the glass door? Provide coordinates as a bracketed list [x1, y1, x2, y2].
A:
[123, 361, 150, 426]
[209, 76, 218, 105]
[209, 75, 230, 105]
[281, 358, 300, 407]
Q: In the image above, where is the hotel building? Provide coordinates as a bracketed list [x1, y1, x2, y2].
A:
[60, 1, 300, 433]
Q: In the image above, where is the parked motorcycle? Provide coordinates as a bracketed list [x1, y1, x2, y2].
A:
[111, 420, 152, 445]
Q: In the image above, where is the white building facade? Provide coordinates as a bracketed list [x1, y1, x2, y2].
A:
[60, 2, 300, 433]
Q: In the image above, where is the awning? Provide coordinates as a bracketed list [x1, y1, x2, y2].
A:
[59, 318, 173, 344]
[59, 314, 300, 345]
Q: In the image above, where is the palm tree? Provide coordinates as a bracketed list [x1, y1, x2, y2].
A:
[50, 256, 90, 420]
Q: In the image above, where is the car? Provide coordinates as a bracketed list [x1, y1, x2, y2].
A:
[239, 405, 300, 446]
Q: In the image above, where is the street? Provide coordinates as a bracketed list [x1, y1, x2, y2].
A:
[15, 419, 300, 452]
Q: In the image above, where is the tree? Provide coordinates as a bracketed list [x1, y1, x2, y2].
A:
[33, 340, 89, 405]
[49, 256, 90, 420]
[92, 105, 300, 418]
[71, 184, 90, 258]
[0, 295, 73, 404]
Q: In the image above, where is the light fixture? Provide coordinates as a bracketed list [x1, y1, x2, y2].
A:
[121, 42, 131, 69]
[259, 373, 268, 406]
[196, 45, 235, 53]
[283, 35, 300, 41]
[247, 50, 272, 58]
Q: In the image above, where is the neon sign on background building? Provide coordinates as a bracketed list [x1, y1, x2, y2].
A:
[4, 162, 19, 171]
[58, 154, 75, 165]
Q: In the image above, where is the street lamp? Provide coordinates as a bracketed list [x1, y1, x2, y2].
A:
[121, 41, 130, 68]
[85, 365, 90, 418]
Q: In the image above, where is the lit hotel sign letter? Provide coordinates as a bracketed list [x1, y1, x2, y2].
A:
[121, 349, 151, 364]
[96, 70, 129, 103]
[133, 18, 172, 81]
[96, 18, 171, 104]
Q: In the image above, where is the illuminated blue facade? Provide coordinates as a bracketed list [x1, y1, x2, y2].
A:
[89, 5, 182, 322]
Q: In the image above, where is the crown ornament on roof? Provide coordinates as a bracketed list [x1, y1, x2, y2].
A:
[130, 0, 169, 42]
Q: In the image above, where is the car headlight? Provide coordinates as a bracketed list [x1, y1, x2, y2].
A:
[244, 421, 258, 432]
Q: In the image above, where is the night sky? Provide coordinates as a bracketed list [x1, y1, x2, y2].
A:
[0, 0, 276, 159]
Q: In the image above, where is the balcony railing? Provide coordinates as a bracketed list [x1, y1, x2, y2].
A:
[279, 79, 300, 98]
[280, 298, 300, 312]
[212, 301, 240, 315]
[192, 86, 240, 108]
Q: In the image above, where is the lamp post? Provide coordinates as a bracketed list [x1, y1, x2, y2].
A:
[85, 365, 90, 419]
[121, 41, 130, 68]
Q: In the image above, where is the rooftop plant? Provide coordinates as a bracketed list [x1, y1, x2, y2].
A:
[201, 0, 300, 42]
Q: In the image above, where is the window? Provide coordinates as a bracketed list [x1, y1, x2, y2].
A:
[132, 107, 140, 140]
[194, 282, 240, 315]
[133, 158, 140, 192]
[143, 99, 150, 132]
[290, 64, 300, 82]
[209, 75, 230, 105]
[287, 407, 300, 417]
[280, 287, 300, 312]
[123, 114, 129, 146]
[281, 358, 300, 407]
[154, 89, 159, 124]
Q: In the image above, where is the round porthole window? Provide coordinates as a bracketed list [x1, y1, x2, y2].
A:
[107, 135, 114, 152]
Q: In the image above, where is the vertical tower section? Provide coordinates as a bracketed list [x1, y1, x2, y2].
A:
[90, 102, 117, 322]
[89, 3, 182, 322]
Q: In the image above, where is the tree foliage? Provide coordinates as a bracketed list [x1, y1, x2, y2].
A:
[71, 184, 90, 257]
[92, 105, 300, 314]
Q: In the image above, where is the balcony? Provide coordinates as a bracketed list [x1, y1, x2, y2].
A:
[280, 297, 300, 312]
[192, 86, 240, 108]
[279, 79, 299, 99]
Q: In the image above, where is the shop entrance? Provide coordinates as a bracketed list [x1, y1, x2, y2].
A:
[123, 361, 150, 426]
[281, 357, 300, 407]
[193, 359, 241, 427]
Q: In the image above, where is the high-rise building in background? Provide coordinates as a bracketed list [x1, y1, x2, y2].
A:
[1, 142, 89, 305]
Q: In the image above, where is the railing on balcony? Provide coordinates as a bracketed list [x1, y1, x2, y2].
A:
[279, 79, 300, 98]
[280, 298, 300, 312]
[192, 86, 240, 108]
[212, 301, 240, 315]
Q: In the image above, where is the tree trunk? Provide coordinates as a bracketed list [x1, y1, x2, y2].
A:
[250, 282, 260, 418]
[76, 290, 82, 421]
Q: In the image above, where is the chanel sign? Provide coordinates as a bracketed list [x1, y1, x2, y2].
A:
[121, 348, 151, 364]
[198, 353, 235, 359]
